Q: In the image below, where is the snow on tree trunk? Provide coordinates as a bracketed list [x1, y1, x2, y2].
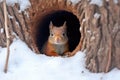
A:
[0, 0, 120, 73]
[0, 3, 32, 49]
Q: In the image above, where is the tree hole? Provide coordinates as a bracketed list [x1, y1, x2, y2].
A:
[34, 10, 81, 54]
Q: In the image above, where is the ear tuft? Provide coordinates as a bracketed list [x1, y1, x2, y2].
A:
[63, 21, 67, 29]
[49, 21, 53, 29]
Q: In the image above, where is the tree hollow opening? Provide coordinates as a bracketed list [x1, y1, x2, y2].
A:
[34, 10, 81, 54]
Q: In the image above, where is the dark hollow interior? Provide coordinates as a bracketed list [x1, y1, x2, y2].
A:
[35, 10, 81, 53]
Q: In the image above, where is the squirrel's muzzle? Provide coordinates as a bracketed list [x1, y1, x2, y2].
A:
[55, 36, 62, 43]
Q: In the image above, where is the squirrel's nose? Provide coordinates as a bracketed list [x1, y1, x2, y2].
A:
[55, 37, 61, 43]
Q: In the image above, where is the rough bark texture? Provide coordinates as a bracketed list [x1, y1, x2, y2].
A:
[0, 3, 32, 49]
[83, 0, 120, 72]
[0, 0, 120, 73]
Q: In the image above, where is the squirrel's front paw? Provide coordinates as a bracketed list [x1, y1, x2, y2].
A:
[64, 52, 72, 57]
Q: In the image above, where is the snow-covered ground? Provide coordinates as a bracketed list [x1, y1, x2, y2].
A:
[0, 39, 120, 80]
[0, 0, 120, 80]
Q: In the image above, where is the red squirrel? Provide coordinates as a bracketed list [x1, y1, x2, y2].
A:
[41, 21, 69, 56]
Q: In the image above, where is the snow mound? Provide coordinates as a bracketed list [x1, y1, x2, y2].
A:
[0, 39, 120, 80]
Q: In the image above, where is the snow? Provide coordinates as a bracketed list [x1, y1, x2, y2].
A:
[24, 11, 29, 18]
[94, 13, 101, 19]
[8, 14, 13, 19]
[0, 0, 30, 11]
[0, 39, 120, 80]
[113, 0, 118, 4]
[0, 28, 4, 33]
[82, 19, 86, 22]
[106, 0, 109, 2]
[69, 0, 81, 4]
[90, 36, 95, 41]
[0, 0, 2, 3]
[7, 0, 31, 11]
[15, 21, 20, 27]
[87, 30, 92, 35]
[90, 0, 103, 7]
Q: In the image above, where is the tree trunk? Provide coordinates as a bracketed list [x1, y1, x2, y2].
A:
[0, 2, 32, 49]
[82, 0, 120, 72]
[0, 0, 120, 73]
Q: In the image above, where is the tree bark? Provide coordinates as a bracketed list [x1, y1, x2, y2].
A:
[82, 0, 120, 72]
[0, 0, 120, 73]
[0, 2, 32, 49]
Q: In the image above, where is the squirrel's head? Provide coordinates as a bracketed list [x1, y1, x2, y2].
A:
[48, 21, 68, 45]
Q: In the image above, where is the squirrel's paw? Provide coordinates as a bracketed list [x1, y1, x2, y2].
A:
[64, 52, 73, 57]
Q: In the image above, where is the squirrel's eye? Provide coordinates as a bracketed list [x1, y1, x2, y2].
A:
[51, 33, 54, 36]
[62, 33, 66, 36]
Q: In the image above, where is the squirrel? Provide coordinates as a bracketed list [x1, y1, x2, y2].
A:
[41, 21, 69, 56]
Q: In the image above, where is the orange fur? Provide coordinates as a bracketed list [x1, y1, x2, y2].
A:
[42, 21, 69, 56]
[43, 42, 69, 56]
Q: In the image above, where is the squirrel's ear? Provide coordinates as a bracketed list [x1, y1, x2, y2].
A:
[49, 21, 53, 29]
[63, 21, 67, 29]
